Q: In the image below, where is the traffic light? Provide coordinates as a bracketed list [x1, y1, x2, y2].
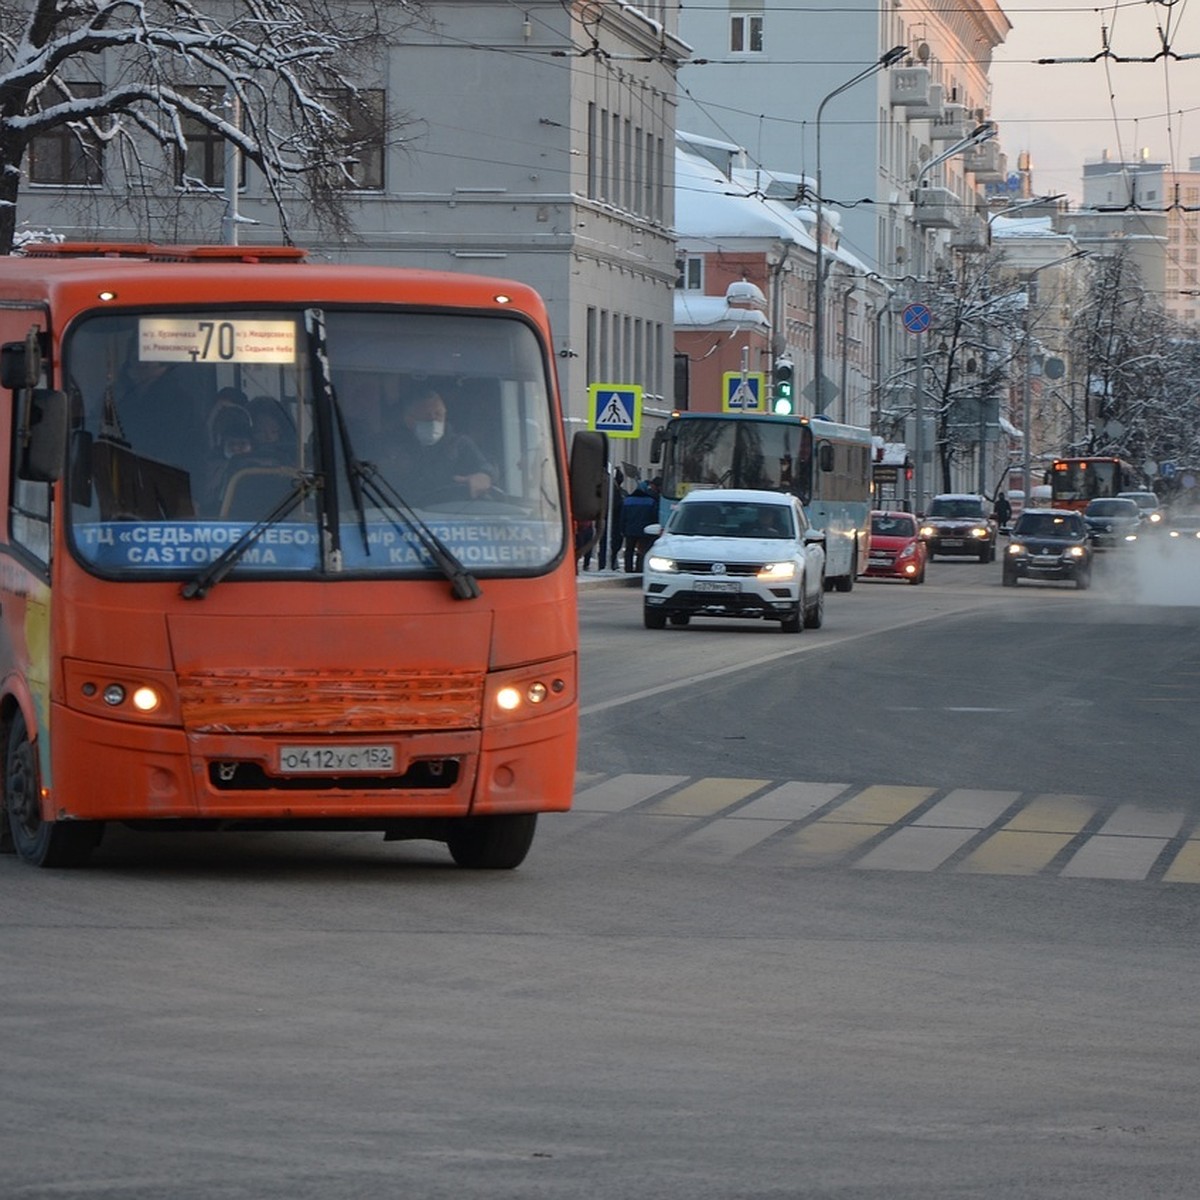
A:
[773, 358, 795, 414]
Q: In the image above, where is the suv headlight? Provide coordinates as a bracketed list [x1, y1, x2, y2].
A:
[1007, 542, 1026, 556]
[970, 526, 988, 539]
[645, 554, 677, 573]
[919, 525, 934, 538]
[757, 561, 797, 582]
[1066, 545, 1086, 558]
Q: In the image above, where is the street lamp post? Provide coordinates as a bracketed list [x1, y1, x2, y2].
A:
[812, 45, 906, 414]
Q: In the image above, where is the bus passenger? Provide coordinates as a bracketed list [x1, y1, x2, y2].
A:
[381, 387, 496, 501]
[248, 395, 294, 464]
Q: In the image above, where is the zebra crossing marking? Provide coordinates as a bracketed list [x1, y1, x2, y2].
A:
[566, 773, 1200, 884]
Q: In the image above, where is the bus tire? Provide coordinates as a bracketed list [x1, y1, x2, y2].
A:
[4, 712, 102, 869]
[447, 813, 537, 870]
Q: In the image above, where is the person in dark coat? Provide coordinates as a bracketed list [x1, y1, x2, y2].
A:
[992, 490, 1012, 527]
[620, 479, 658, 572]
[603, 469, 626, 570]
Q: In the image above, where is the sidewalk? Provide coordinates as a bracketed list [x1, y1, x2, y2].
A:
[576, 565, 642, 590]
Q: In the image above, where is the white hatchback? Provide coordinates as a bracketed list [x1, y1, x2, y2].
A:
[642, 489, 826, 632]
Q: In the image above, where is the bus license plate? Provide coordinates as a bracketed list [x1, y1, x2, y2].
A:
[279, 745, 395, 775]
[695, 580, 740, 593]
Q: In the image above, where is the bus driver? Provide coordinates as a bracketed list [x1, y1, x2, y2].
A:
[382, 387, 497, 502]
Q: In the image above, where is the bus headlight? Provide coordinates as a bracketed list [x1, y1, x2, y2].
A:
[66, 661, 181, 725]
[486, 656, 575, 724]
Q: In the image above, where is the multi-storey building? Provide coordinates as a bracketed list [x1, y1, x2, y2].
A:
[12, 1, 689, 454]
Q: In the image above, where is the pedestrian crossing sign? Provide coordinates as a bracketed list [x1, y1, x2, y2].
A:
[588, 383, 641, 438]
[722, 372, 766, 413]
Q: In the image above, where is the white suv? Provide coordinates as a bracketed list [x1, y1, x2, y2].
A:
[642, 489, 826, 632]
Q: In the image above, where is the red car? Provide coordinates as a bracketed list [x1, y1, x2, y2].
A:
[865, 510, 927, 583]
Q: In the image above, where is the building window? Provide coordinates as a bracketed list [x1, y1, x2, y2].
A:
[176, 87, 245, 189]
[28, 82, 103, 185]
[676, 256, 703, 290]
[321, 88, 385, 190]
[730, 14, 764, 53]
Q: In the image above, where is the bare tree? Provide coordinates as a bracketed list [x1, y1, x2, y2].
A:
[0, 0, 422, 253]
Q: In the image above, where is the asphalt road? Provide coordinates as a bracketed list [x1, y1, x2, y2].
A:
[4, 541, 1200, 1199]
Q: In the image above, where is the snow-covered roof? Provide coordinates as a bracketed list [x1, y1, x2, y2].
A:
[674, 137, 868, 274]
[674, 291, 770, 331]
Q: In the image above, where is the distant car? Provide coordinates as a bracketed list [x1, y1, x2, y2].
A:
[865, 510, 927, 584]
[1003, 508, 1093, 589]
[1167, 507, 1200, 541]
[919, 493, 996, 562]
[1083, 497, 1142, 548]
[1118, 490, 1165, 530]
[642, 488, 826, 632]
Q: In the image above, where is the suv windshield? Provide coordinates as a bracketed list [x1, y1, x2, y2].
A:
[1014, 513, 1084, 538]
[927, 497, 985, 519]
[65, 309, 563, 582]
[669, 501, 796, 539]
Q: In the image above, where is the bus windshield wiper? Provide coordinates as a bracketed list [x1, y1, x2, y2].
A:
[180, 474, 319, 600]
[350, 459, 482, 601]
[326, 378, 480, 601]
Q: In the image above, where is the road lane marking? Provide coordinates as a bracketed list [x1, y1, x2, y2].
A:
[914, 788, 1019, 828]
[1001, 794, 1095, 833]
[574, 773, 689, 812]
[956, 831, 1077, 875]
[1059, 835, 1170, 880]
[649, 818, 794, 862]
[736, 780, 851, 820]
[823, 784, 935, 825]
[1097, 803, 1185, 839]
[856, 825, 980, 872]
[781, 820, 887, 864]
[645, 777, 770, 817]
[1163, 840, 1200, 884]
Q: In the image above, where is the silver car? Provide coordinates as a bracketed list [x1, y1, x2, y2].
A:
[642, 489, 826, 632]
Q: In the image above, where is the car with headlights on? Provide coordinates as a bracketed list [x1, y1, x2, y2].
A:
[1167, 505, 1200, 542]
[1003, 508, 1093, 589]
[919, 493, 996, 561]
[642, 489, 825, 632]
[1083, 496, 1142, 549]
[864, 510, 927, 583]
[1118, 490, 1165, 531]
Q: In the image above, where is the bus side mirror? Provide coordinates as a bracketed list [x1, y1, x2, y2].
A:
[19, 389, 68, 483]
[569, 429, 607, 523]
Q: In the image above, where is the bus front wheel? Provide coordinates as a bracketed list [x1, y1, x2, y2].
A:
[447, 813, 537, 870]
[4, 712, 102, 868]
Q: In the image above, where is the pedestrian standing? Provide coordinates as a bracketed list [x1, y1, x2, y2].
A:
[620, 479, 657, 572]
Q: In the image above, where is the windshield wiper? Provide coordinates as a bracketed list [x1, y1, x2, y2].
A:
[180, 474, 319, 600]
[324, 371, 480, 602]
[351, 460, 481, 601]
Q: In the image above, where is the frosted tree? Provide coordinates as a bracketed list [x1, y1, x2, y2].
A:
[0, 0, 420, 253]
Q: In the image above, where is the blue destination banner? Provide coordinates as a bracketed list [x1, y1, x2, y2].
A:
[75, 520, 561, 572]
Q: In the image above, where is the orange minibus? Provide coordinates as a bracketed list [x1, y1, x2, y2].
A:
[0, 244, 603, 869]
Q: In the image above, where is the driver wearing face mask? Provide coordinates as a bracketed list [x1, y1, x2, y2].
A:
[385, 387, 497, 501]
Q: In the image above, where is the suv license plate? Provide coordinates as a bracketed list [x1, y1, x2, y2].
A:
[279, 745, 396, 775]
[695, 580, 740, 593]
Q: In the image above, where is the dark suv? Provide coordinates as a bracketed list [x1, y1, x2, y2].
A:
[919, 494, 996, 562]
[1003, 508, 1093, 589]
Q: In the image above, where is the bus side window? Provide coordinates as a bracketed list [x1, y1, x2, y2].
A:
[818, 442, 835, 473]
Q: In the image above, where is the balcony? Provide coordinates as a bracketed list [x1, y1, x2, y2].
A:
[913, 185, 960, 229]
[890, 67, 931, 108]
[930, 103, 968, 142]
[906, 84, 944, 121]
[950, 216, 989, 253]
[963, 140, 1006, 182]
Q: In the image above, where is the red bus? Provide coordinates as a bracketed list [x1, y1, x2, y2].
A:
[1048, 456, 1142, 512]
[0, 244, 603, 869]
